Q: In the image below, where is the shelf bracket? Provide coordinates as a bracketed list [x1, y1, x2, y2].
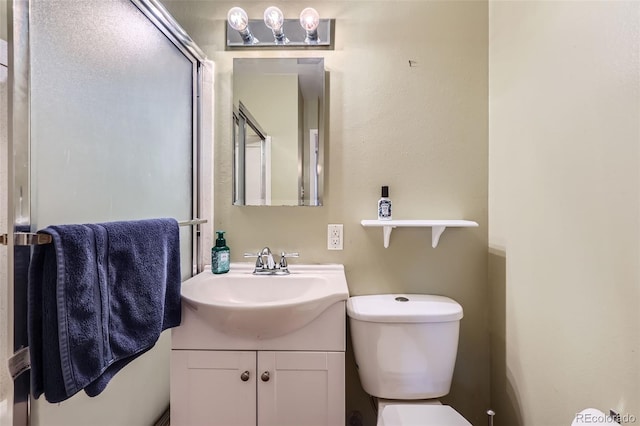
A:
[382, 225, 395, 248]
[431, 226, 446, 248]
[380, 225, 445, 248]
[381, 225, 446, 248]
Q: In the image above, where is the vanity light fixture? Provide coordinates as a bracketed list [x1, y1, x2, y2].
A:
[226, 6, 334, 49]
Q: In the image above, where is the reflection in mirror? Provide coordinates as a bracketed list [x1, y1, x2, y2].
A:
[232, 58, 324, 206]
[234, 102, 270, 205]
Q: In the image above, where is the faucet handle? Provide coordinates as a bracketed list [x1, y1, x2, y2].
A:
[244, 252, 263, 268]
[279, 252, 299, 269]
[280, 252, 299, 258]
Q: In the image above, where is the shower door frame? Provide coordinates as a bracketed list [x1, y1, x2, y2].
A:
[6, 0, 208, 424]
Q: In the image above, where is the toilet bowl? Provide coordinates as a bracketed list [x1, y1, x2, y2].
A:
[347, 294, 470, 426]
[379, 402, 471, 426]
[376, 399, 471, 426]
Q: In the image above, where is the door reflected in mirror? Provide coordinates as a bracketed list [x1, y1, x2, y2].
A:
[233, 58, 325, 206]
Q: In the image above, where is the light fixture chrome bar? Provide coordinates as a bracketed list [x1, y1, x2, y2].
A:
[226, 19, 334, 49]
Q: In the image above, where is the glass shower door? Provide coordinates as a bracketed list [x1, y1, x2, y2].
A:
[7, 0, 204, 424]
[1, 37, 12, 426]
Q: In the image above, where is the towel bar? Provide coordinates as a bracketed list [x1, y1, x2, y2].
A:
[177, 219, 208, 227]
[1, 218, 208, 246]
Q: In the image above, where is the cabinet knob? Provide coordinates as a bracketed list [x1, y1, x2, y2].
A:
[240, 371, 250, 382]
[261, 371, 270, 382]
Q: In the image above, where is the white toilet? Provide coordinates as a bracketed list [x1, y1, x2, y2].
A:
[347, 294, 471, 426]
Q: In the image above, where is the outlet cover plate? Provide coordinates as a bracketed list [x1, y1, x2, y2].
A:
[328, 224, 343, 250]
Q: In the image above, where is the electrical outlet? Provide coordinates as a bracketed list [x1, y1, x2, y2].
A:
[327, 224, 343, 250]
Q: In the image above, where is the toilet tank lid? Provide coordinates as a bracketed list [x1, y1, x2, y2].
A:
[347, 294, 463, 323]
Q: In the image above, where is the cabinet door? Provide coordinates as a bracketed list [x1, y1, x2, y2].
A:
[171, 350, 256, 426]
[258, 351, 345, 426]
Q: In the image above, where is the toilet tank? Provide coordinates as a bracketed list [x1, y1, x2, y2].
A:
[347, 294, 463, 400]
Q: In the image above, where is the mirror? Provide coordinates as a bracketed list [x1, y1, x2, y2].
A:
[233, 58, 325, 206]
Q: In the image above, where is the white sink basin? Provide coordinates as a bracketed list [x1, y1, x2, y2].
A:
[180, 263, 349, 339]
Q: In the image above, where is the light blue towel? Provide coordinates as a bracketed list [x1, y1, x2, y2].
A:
[28, 218, 181, 403]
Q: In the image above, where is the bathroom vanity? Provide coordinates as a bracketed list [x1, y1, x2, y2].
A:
[170, 264, 348, 426]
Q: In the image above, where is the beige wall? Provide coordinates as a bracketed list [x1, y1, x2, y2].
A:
[161, 1, 489, 424]
[488, 1, 640, 425]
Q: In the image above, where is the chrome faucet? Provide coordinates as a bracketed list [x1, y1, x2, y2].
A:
[260, 247, 276, 270]
[244, 247, 299, 275]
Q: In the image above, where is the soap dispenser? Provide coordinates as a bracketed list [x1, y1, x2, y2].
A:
[212, 231, 230, 274]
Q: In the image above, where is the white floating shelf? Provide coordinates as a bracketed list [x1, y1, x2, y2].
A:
[361, 219, 479, 248]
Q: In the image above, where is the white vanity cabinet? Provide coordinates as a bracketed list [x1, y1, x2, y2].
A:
[257, 351, 344, 426]
[171, 265, 348, 426]
[171, 350, 345, 426]
[171, 350, 256, 426]
[171, 296, 347, 426]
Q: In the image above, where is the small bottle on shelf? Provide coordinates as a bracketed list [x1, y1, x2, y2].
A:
[377, 186, 392, 220]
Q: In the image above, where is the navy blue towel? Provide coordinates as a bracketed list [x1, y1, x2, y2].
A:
[28, 218, 181, 403]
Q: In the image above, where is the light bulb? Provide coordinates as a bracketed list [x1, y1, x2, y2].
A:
[263, 6, 284, 31]
[227, 7, 258, 44]
[299, 7, 319, 32]
[299, 7, 320, 43]
[227, 7, 249, 31]
[263, 6, 288, 44]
